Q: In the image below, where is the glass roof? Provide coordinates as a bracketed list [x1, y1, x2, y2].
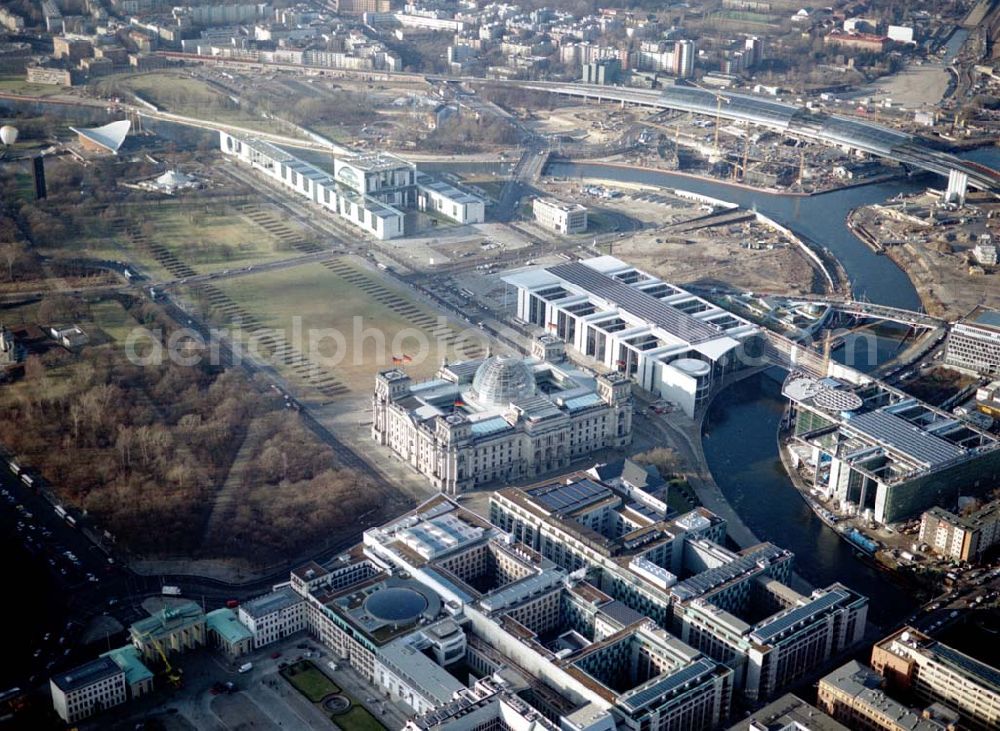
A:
[471, 356, 536, 408]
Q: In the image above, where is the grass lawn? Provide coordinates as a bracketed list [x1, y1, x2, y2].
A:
[334, 706, 387, 731]
[57, 199, 297, 281]
[110, 72, 290, 135]
[0, 74, 66, 97]
[87, 299, 137, 344]
[8, 169, 35, 204]
[208, 259, 486, 392]
[281, 661, 340, 703]
[136, 201, 292, 274]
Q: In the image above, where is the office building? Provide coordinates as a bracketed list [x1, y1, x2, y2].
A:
[49, 657, 127, 724]
[238, 586, 306, 648]
[288, 493, 735, 729]
[920, 501, 1000, 563]
[372, 344, 633, 493]
[675, 577, 867, 702]
[405, 677, 565, 730]
[416, 173, 486, 225]
[130, 601, 206, 664]
[783, 373, 1000, 525]
[490, 475, 867, 702]
[743, 37, 763, 68]
[818, 660, 960, 731]
[219, 133, 484, 240]
[729, 693, 848, 731]
[503, 256, 762, 417]
[871, 628, 1000, 730]
[588, 457, 668, 516]
[533, 197, 589, 234]
[945, 308, 1000, 376]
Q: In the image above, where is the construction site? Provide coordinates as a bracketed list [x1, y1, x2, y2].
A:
[848, 189, 1000, 319]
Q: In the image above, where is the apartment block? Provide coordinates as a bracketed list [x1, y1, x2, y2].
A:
[919, 502, 1000, 563]
[871, 628, 1000, 731]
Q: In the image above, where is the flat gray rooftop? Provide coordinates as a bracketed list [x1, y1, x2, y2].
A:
[547, 262, 723, 344]
[846, 410, 965, 467]
[51, 656, 121, 693]
[240, 586, 301, 619]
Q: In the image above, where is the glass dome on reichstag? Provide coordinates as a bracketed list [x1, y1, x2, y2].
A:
[471, 356, 536, 408]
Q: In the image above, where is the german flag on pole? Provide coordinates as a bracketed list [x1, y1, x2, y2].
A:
[392, 356, 403, 365]
[402, 354, 413, 363]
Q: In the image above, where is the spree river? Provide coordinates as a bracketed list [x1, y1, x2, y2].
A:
[2, 97, 997, 632]
[547, 151, 1000, 627]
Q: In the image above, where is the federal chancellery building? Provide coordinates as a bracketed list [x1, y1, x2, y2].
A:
[219, 131, 484, 239]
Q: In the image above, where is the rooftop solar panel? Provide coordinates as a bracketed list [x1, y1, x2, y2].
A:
[750, 589, 849, 644]
[599, 600, 648, 628]
[930, 643, 1000, 692]
[672, 544, 787, 600]
[846, 410, 964, 466]
[619, 659, 717, 711]
[527, 479, 612, 515]
[548, 262, 723, 344]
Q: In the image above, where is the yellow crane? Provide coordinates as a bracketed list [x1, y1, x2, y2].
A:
[138, 632, 183, 688]
[152, 638, 183, 688]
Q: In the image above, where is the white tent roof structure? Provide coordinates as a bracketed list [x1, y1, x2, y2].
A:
[69, 119, 131, 153]
[155, 170, 194, 189]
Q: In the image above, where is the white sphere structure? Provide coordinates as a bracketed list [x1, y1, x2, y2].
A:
[0, 125, 18, 146]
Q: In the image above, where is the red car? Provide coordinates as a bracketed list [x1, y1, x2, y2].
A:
[270, 651, 281, 659]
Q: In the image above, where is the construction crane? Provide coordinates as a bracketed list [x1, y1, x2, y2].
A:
[705, 90, 731, 155]
[135, 628, 183, 688]
[152, 638, 183, 688]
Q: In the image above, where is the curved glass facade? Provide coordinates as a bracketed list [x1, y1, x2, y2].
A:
[471, 357, 537, 408]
